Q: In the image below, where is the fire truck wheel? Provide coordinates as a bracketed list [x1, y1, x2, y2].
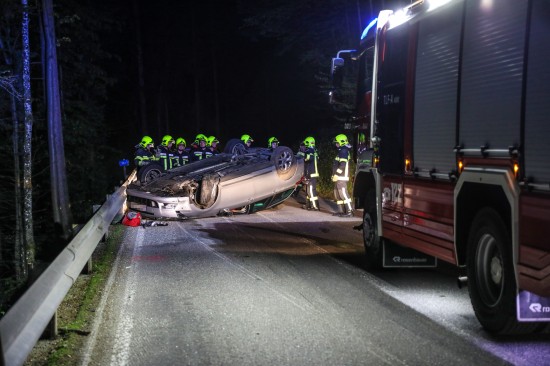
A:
[363, 189, 382, 269]
[467, 208, 537, 334]
[138, 163, 163, 184]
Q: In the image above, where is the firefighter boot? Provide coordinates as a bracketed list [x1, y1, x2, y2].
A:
[310, 201, 320, 211]
[332, 205, 344, 216]
[338, 205, 353, 217]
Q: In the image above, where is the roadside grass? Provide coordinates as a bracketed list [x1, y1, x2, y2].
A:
[24, 224, 125, 366]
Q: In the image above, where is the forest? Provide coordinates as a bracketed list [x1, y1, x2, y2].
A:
[0, 0, 407, 312]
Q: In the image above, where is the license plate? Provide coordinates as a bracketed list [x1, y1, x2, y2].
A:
[130, 203, 146, 211]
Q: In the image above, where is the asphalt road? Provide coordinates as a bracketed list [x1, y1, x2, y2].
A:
[80, 198, 550, 366]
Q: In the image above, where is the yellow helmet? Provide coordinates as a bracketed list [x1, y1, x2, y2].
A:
[140, 135, 154, 148]
[241, 134, 253, 144]
[334, 134, 348, 145]
[208, 136, 219, 146]
[303, 136, 315, 147]
[176, 137, 186, 147]
[268, 136, 279, 147]
[195, 134, 207, 144]
[161, 135, 175, 146]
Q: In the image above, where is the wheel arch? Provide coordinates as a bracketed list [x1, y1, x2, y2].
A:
[353, 169, 377, 210]
[454, 169, 519, 272]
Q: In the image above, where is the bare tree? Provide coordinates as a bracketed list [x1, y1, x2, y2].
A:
[0, 0, 27, 281]
[42, 0, 73, 241]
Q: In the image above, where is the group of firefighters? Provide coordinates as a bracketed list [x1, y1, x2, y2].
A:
[134, 133, 354, 217]
[135, 133, 223, 171]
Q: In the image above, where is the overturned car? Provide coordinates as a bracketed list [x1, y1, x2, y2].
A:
[126, 139, 304, 219]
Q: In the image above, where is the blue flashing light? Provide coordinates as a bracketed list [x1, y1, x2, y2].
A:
[361, 17, 378, 40]
[119, 159, 129, 167]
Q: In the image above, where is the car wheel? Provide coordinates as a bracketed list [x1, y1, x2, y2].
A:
[270, 146, 297, 180]
[363, 189, 382, 269]
[197, 173, 219, 208]
[138, 162, 163, 184]
[223, 138, 247, 155]
[467, 207, 537, 334]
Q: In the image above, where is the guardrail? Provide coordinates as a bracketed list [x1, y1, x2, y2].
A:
[0, 171, 136, 366]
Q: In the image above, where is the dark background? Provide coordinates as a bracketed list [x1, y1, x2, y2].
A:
[105, 0, 408, 157]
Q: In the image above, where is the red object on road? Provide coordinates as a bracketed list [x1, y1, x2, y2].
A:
[122, 211, 142, 227]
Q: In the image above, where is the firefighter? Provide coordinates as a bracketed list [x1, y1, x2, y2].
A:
[296, 141, 306, 158]
[191, 134, 212, 161]
[241, 134, 254, 148]
[208, 136, 220, 155]
[332, 134, 353, 217]
[268, 136, 279, 150]
[174, 137, 190, 166]
[293, 141, 307, 197]
[303, 136, 320, 211]
[134, 135, 158, 168]
[158, 135, 177, 170]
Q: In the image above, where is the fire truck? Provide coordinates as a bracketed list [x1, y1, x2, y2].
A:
[330, 0, 550, 334]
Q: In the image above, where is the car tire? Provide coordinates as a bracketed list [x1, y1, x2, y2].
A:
[197, 173, 219, 208]
[270, 146, 297, 180]
[224, 138, 247, 155]
[138, 162, 163, 184]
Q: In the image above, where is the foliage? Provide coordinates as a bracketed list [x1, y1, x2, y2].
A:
[0, 0, 130, 314]
[53, 0, 125, 223]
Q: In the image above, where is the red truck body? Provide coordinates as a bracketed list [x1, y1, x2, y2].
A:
[335, 0, 550, 333]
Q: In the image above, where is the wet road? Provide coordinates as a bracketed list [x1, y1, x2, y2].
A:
[80, 200, 549, 366]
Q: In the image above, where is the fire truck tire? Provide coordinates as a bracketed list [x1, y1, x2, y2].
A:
[467, 208, 538, 334]
[138, 163, 164, 184]
[363, 189, 382, 269]
[270, 146, 297, 180]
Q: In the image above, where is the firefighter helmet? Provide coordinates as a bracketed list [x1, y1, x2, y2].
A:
[161, 135, 174, 146]
[241, 134, 253, 144]
[140, 135, 154, 148]
[268, 136, 279, 147]
[176, 137, 186, 147]
[334, 134, 348, 145]
[195, 133, 207, 144]
[304, 136, 315, 147]
[208, 136, 219, 146]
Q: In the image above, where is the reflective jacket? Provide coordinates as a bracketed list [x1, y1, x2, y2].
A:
[304, 146, 319, 178]
[174, 147, 190, 166]
[158, 145, 176, 170]
[134, 146, 158, 167]
[332, 145, 351, 181]
[191, 146, 213, 161]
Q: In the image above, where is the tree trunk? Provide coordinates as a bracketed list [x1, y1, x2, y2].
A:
[42, 0, 73, 241]
[21, 0, 36, 273]
[11, 92, 26, 281]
